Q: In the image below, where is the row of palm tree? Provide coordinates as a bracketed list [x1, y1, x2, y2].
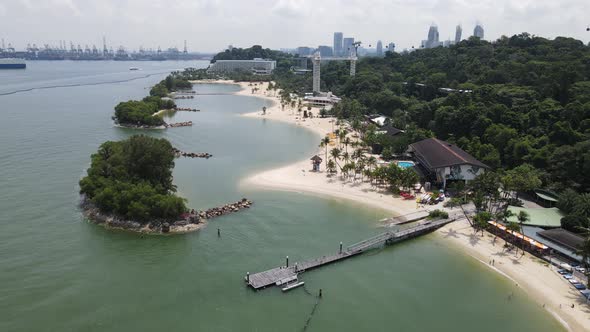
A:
[319, 134, 420, 193]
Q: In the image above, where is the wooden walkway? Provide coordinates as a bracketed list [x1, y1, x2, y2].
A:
[245, 218, 454, 290]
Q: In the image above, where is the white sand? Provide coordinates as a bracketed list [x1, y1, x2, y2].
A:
[199, 80, 590, 331]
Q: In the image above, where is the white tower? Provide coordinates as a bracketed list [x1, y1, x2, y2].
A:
[312, 52, 321, 93]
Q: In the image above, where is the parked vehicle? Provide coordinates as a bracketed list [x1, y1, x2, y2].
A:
[573, 283, 587, 290]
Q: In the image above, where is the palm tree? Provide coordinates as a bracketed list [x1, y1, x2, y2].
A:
[342, 151, 350, 165]
[330, 148, 342, 173]
[327, 159, 337, 175]
[320, 136, 330, 170]
[506, 222, 521, 254]
[343, 137, 352, 154]
[516, 211, 530, 255]
[352, 148, 363, 162]
[367, 156, 377, 171]
[337, 130, 345, 148]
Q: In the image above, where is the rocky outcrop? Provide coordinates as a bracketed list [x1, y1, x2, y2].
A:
[172, 148, 212, 159]
[165, 121, 193, 128]
[81, 198, 253, 235]
[198, 198, 253, 219]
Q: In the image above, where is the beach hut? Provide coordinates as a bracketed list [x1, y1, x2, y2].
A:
[310, 155, 323, 172]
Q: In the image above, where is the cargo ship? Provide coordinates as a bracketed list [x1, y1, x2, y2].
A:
[0, 58, 26, 69]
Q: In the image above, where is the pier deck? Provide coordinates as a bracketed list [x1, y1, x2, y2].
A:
[246, 218, 453, 290]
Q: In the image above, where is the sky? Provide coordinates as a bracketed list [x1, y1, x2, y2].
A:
[1, 0, 589, 52]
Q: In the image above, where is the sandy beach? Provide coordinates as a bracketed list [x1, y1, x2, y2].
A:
[199, 80, 590, 331]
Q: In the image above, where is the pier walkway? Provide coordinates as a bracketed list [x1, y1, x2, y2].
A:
[246, 218, 454, 290]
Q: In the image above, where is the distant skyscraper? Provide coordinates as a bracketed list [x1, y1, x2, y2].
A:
[297, 46, 313, 56]
[318, 45, 333, 57]
[333, 32, 343, 57]
[425, 24, 440, 48]
[376, 40, 383, 56]
[455, 25, 462, 44]
[343, 37, 355, 57]
[474, 24, 484, 39]
[387, 42, 395, 53]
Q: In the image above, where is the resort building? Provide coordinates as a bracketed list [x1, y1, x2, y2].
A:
[376, 124, 402, 137]
[303, 93, 341, 107]
[207, 58, 277, 75]
[368, 115, 389, 127]
[407, 138, 489, 188]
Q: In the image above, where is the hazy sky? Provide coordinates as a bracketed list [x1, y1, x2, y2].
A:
[1, 0, 589, 52]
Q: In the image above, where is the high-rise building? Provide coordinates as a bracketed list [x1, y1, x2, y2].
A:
[343, 37, 355, 57]
[297, 46, 313, 56]
[455, 25, 462, 44]
[425, 24, 440, 48]
[318, 45, 333, 57]
[376, 40, 383, 56]
[387, 42, 395, 53]
[333, 32, 343, 57]
[474, 24, 484, 39]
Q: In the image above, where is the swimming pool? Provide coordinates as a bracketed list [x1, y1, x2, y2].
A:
[397, 161, 415, 168]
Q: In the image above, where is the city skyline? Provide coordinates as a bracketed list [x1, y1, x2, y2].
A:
[0, 0, 589, 52]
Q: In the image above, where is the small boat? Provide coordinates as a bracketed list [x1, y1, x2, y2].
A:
[0, 58, 26, 69]
[282, 281, 305, 292]
[129, 67, 140, 71]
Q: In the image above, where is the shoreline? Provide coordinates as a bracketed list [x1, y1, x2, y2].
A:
[81, 200, 205, 234]
[81, 198, 253, 235]
[210, 79, 589, 331]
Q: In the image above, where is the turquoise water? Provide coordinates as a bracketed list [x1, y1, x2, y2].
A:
[397, 161, 416, 168]
[0, 61, 565, 332]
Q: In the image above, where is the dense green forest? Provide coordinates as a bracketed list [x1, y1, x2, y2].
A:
[79, 135, 187, 222]
[149, 74, 193, 97]
[113, 96, 175, 126]
[113, 74, 180, 126]
[274, 35, 590, 195]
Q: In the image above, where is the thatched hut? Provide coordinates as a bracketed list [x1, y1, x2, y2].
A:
[310, 155, 323, 172]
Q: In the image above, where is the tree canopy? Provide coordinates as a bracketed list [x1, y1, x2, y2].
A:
[273, 34, 590, 192]
[79, 135, 187, 222]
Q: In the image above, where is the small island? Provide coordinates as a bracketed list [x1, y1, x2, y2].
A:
[79, 135, 252, 234]
[79, 135, 191, 233]
[112, 73, 195, 129]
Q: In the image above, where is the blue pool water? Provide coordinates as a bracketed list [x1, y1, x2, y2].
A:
[397, 161, 415, 168]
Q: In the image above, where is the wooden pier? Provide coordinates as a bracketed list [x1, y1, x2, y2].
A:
[245, 218, 454, 290]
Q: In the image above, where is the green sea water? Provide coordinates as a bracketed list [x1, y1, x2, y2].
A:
[0, 61, 565, 331]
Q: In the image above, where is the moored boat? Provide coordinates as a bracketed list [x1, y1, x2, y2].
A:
[0, 58, 26, 69]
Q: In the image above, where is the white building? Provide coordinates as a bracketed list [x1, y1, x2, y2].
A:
[303, 92, 341, 107]
[408, 138, 490, 188]
[208, 58, 277, 75]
